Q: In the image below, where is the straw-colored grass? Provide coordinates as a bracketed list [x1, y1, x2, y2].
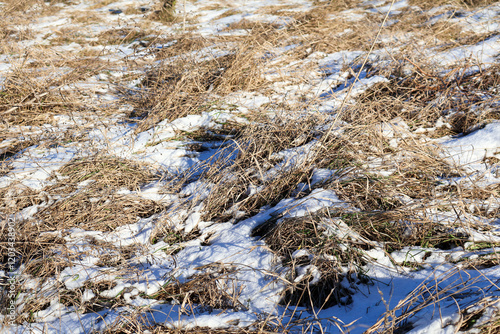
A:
[1, 0, 500, 332]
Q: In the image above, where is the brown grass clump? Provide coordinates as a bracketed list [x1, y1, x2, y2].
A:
[225, 20, 283, 42]
[154, 34, 212, 59]
[97, 28, 149, 46]
[0, 59, 104, 126]
[1, 0, 44, 13]
[334, 174, 434, 211]
[101, 323, 286, 334]
[35, 155, 164, 231]
[262, 215, 365, 309]
[0, 182, 42, 214]
[0, 225, 71, 325]
[0, 136, 35, 170]
[410, 0, 499, 9]
[479, 313, 500, 334]
[58, 280, 126, 314]
[126, 46, 266, 132]
[352, 62, 500, 133]
[201, 115, 320, 222]
[39, 193, 163, 231]
[0, 224, 67, 277]
[150, 269, 243, 313]
[94, 241, 138, 267]
[55, 155, 160, 191]
[340, 210, 468, 252]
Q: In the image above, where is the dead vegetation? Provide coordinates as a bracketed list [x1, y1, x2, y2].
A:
[1, 0, 500, 332]
[352, 62, 500, 132]
[100, 323, 287, 334]
[97, 28, 149, 46]
[58, 280, 126, 314]
[410, 0, 499, 9]
[259, 215, 364, 309]
[150, 268, 243, 313]
[365, 266, 500, 334]
[0, 58, 104, 126]
[125, 46, 267, 132]
[0, 155, 164, 323]
[201, 115, 320, 222]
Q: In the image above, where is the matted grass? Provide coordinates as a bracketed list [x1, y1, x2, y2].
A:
[201, 114, 321, 222]
[351, 62, 500, 132]
[149, 269, 243, 314]
[0, 59, 105, 126]
[35, 155, 164, 231]
[1, 0, 500, 331]
[125, 47, 267, 132]
[262, 215, 365, 309]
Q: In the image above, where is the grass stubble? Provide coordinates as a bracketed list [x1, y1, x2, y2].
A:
[1, 0, 500, 332]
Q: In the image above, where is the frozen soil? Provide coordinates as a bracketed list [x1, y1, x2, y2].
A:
[1, 0, 500, 333]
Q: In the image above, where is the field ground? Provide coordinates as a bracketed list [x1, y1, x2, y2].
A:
[1, 0, 500, 333]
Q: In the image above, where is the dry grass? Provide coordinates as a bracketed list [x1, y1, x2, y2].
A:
[101, 323, 287, 334]
[55, 155, 160, 191]
[480, 313, 500, 334]
[34, 155, 163, 231]
[0, 58, 105, 126]
[260, 214, 365, 309]
[97, 28, 149, 46]
[339, 210, 468, 251]
[154, 34, 213, 59]
[410, 0, 499, 9]
[365, 267, 500, 333]
[58, 280, 126, 314]
[0, 182, 41, 214]
[0, 156, 162, 289]
[125, 44, 267, 132]
[1, 0, 500, 332]
[350, 61, 500, 132]
[150, 268, 243, 314]
[201, 115, 320, 222]
[0, 224, 67, 276]
[39, 192, 163, 231]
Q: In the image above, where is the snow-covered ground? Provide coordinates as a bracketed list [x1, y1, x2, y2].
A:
[1, 0, 500, 333]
